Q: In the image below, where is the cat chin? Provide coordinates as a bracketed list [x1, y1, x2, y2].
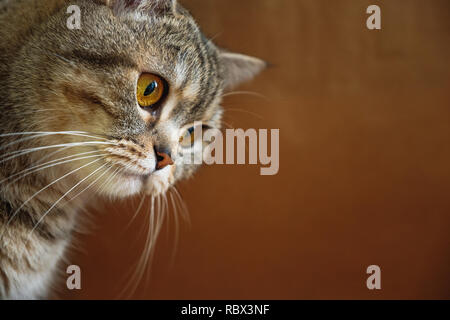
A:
[98, 166, 173, 199]
[143, 167, 173, 197]
[100, 175, 144, 199]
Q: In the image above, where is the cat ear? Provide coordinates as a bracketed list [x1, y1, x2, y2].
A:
[104, 0, 178, 16]
[219, 52, 267, 90]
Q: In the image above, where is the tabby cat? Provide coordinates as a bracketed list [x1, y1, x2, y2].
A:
[0, 0, 265, 299]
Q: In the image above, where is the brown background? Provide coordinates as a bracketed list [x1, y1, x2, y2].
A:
[63, 0, 450, 299]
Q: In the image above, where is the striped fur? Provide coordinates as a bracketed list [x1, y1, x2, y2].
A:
[0, 0, 264, 299]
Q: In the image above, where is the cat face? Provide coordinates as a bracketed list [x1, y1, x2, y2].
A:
[10, 0, 265, 199]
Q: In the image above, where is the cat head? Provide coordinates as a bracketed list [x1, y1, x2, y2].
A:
[7, 0, 265, 198]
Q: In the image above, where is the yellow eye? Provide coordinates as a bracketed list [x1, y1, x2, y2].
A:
[136, 73, 165, 107]
[179, 127, 196, 148]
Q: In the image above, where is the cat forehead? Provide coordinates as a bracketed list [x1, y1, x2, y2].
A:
[59, 3, 224, 120]
[78, 6, 222, 87]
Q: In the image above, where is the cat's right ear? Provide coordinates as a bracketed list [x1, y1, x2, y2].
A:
[219, 52, 267, 91]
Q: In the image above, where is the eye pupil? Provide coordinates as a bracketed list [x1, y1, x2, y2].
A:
[144, 81, 157, 96]
[137, 73, 166, 108]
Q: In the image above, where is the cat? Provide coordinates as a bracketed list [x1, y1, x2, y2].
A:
[0, 0, 265, 299]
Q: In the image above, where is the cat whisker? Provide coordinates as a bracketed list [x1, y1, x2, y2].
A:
[205, 32, 222, 47]
[220, 120, 234, 130]
[21, 109, 60, 114]
[0, 131, 109, 140]
[171, 186, 190, 225]
[76, 164, 123, 208]
[222, 90, 268, 100]
[0, 158, 105, 240]
[34, 138, 114, 165]
[119, 194, 166, 299]
[160, 192, 171, 260]
[0, 141, 116, 163]
[96, 167, 122, 195]
[0, 131, 82, 137]
[126, 195, 146, 230]
[142, 195, 161, 286]
[1, 151, 107, 186]
[26, 163, 111, 242]
[0, 133, 54, 152]
[0, 131, 115, 156]
[94, 162, 133, 196]
[62, 164, 115, 208]
[0, 140, 113, 157]
[118, 196, 154, 299]
[51, 52, 76, 67]
[145, 195, 165, 284]
[168, 190, 180, 269]
[225, 108, 265, 120]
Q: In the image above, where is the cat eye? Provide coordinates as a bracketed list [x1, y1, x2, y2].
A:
[179, 127, 196, 148]
[179, 125, 212, 148]
[136, 73, 167, 108]
[180, 125, 210, 148]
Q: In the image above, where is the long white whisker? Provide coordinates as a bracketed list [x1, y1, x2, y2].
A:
[95, 166, 122, 195]
[26, 163, 110, 241]
[63, 164, 114, 207]
[120, 194, 167, 299]
[36, 139, 112, 164]
[1, 140, 114, 158]
[168, 190, 180, 269]
[126, 195, 146, 230]
[0, 133, 51, 152]
[35, 145, 75, 165]
[94, 162, 133, 196]
[225, 108, 264, 120]
[77, 164, 122, 207]
[0, 158, 104, 240]
[143, 195, 162, 285]
[0, 131, 110, 141]
[222, 90, 267, 99]
[220, 120, 234, 130]
[3, 154, 107, 187]
[139, 196, 157, 292]
[118, 196, 154, 299]
[0, 131, 112, 155]
[172, 186, 190, 225]
[0, 141, 115, 163]
[0, 151, 106, 185]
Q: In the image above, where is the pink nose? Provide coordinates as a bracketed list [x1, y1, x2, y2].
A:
[156, 151, 174, 170]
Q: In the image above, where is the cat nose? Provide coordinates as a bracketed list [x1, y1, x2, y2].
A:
[154, 146, 173, 170]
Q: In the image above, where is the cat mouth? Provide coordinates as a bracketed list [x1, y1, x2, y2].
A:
[114, 166, 172, 196]
[115, 164, 171, 181]
[116, 167, 153, 179]
[101, 144, 173, 196]
[103, 153, 156, 177]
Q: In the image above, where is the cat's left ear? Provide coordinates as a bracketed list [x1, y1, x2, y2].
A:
[219, 52, 267, 91]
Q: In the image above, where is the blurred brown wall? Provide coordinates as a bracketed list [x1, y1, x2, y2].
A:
[64, 0, 450, 299]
